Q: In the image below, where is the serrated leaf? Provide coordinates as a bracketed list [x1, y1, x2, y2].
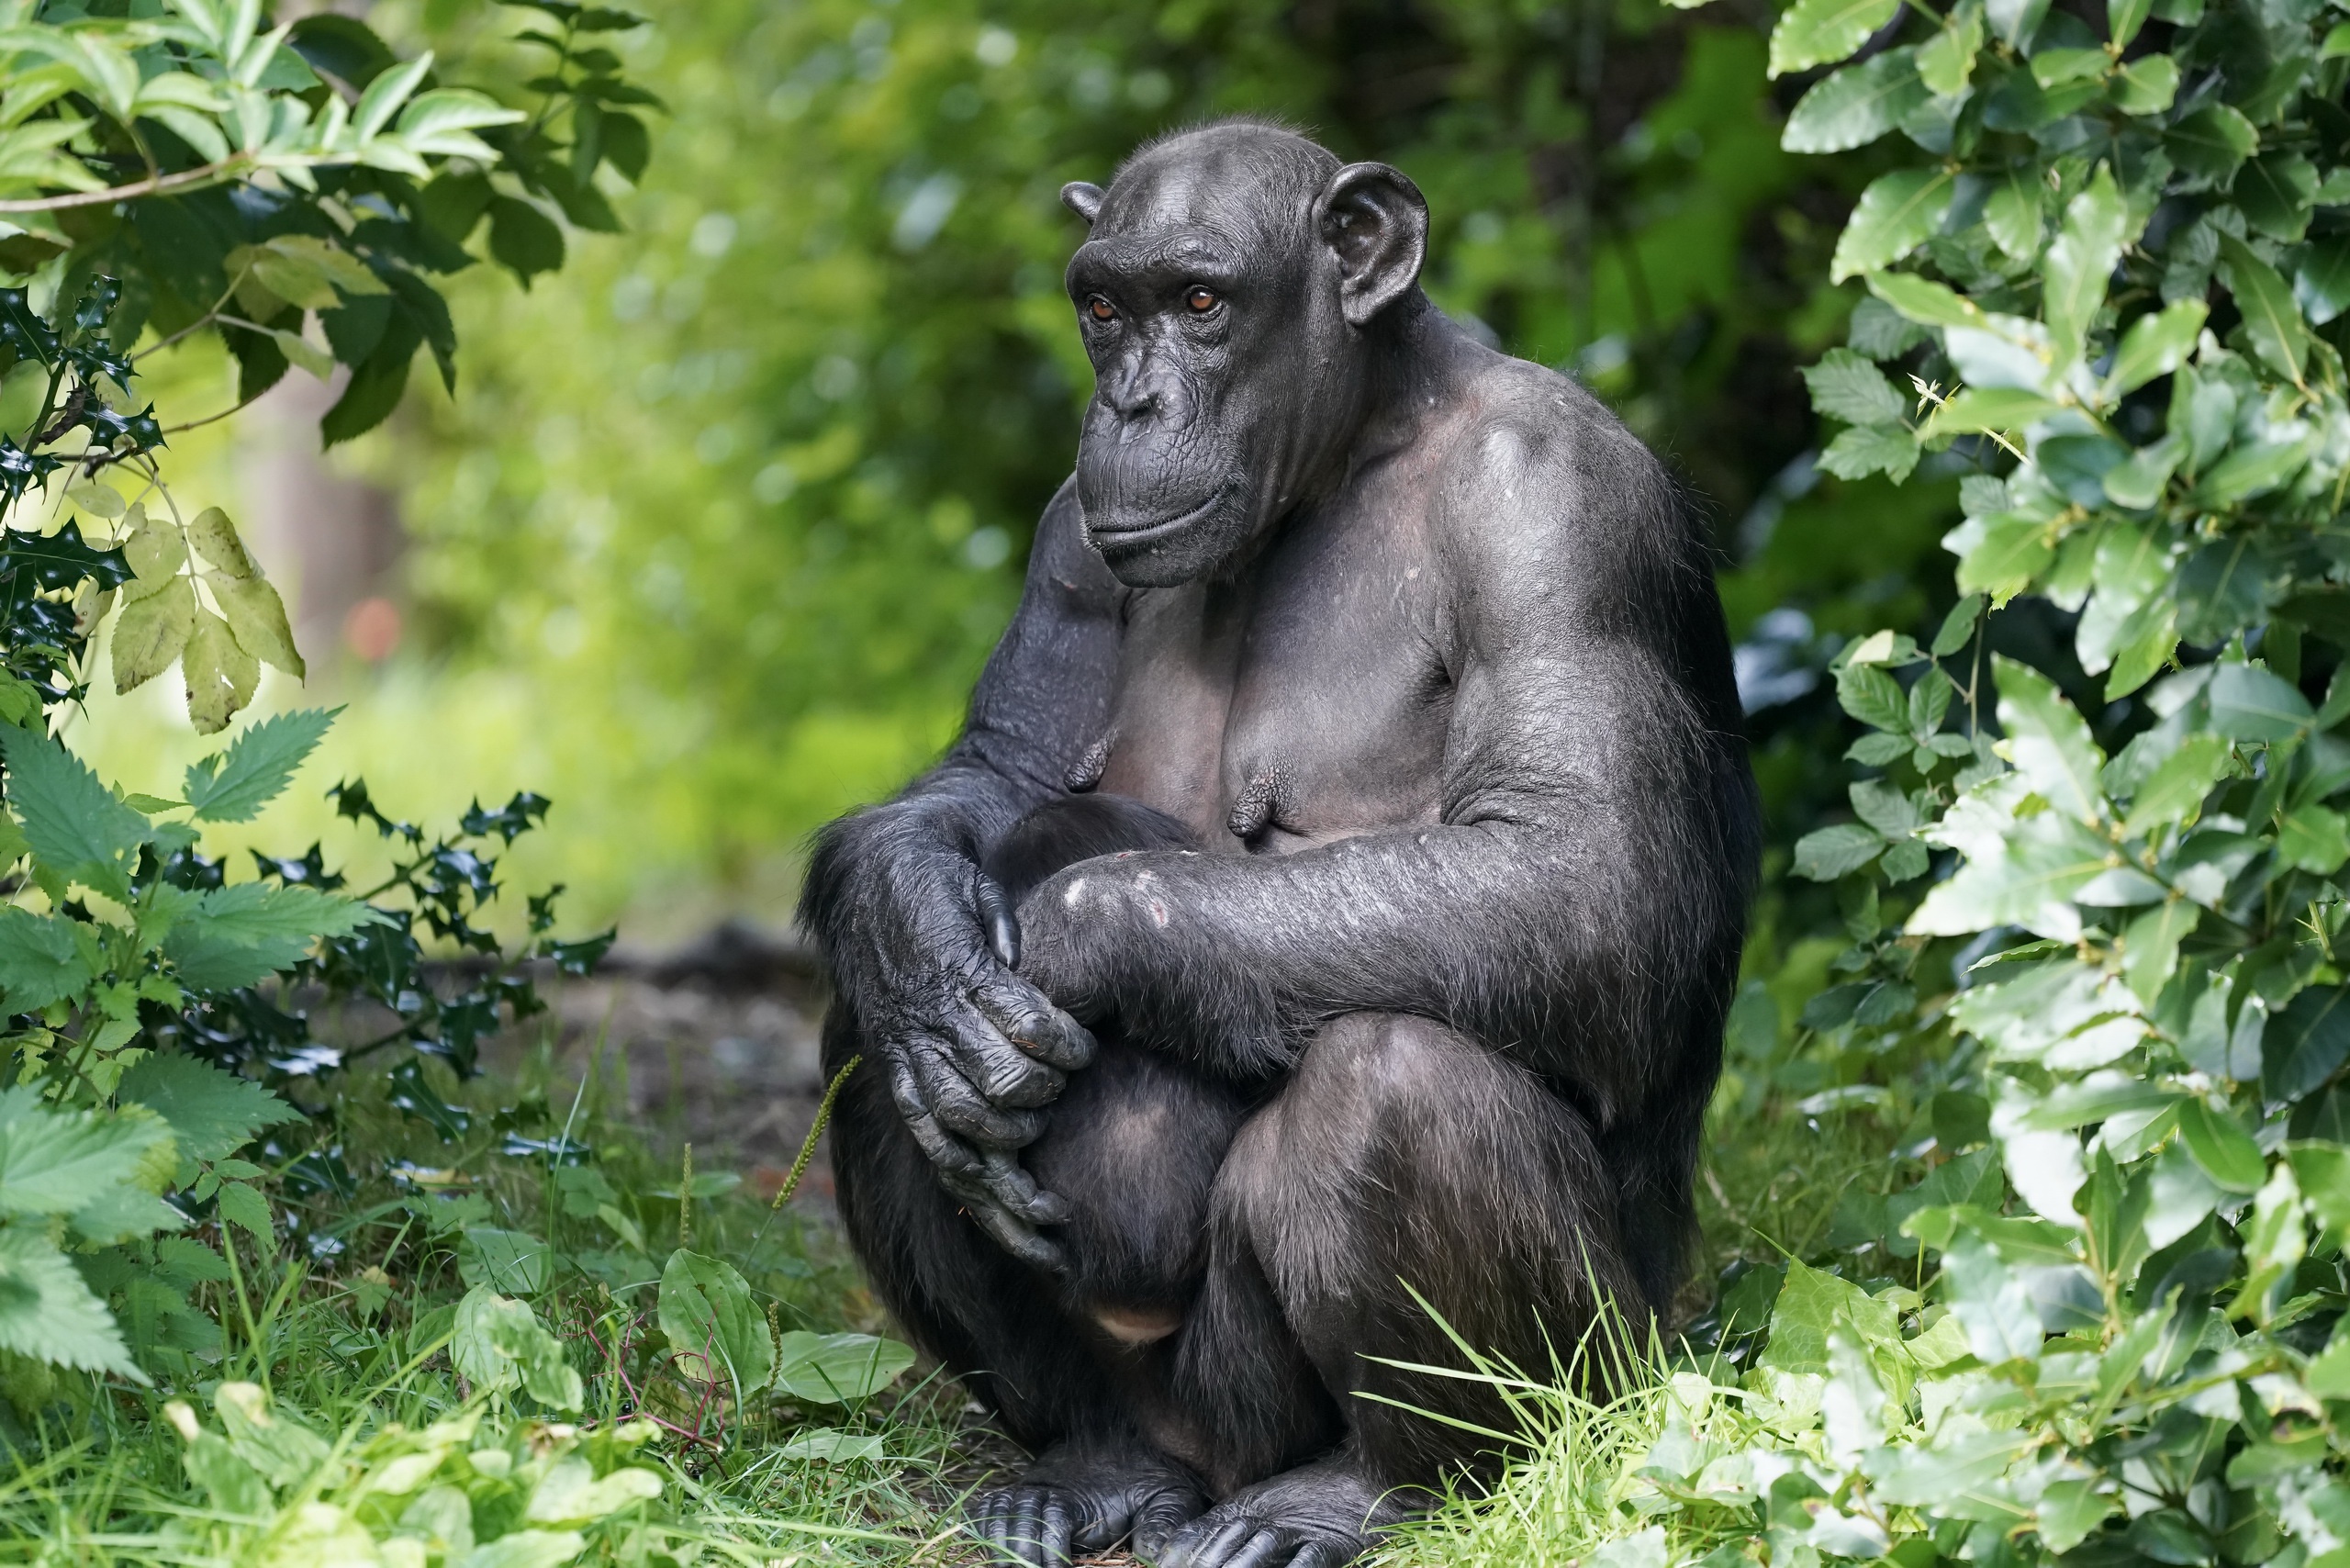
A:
[0, 1227, 142, 1380]
[206, 572, 304, 678]
[182, 609, 258, 736]
[112, 575, 194, 696]
[116, 1055, 300, 1163]
[1769, 0, 1901, 76]
[213, 1179, 273, 1240]
[0, 726, 148, 900]
[2217, 231, 2313, 384]
[0, 1088, 171, 1216]
[1795, 822, 1887, 879]
[1804, 347, 1909, 425]
[1818, 422, 1920, 481]
[184, 708, 338, 823]
[161, 881, 376, 992]
[186, 509, 256, 579]
[1832, 169, 1958, 282]
[1784, 51, 1930, 153]
[0, 905, 88, 1012]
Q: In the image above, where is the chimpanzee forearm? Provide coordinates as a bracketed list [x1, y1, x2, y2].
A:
[1018, 794, 1749, 1119]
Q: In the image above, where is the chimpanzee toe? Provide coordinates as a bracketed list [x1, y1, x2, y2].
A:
[1150, 1502, 1363, 1568]
[972, 1444, 1206, 1564]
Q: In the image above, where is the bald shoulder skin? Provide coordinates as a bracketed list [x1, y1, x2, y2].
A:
[802, 121, 1757, 1568]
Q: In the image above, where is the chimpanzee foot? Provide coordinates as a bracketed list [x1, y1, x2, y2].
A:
[970, 1441, 1204, 1565]
[1150, 1460, 1412, 1568]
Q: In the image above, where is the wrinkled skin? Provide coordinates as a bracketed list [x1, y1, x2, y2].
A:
[800, 119, 1758, 1568]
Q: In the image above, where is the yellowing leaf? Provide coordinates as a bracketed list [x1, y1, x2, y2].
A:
[206, 571, 304, 678]
[183, 608, 259, 735]
[187, 508, 257, 578]
[112, 575, 194, 695]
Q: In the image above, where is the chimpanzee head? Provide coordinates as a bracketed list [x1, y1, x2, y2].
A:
[1060, 120, 1429, 587]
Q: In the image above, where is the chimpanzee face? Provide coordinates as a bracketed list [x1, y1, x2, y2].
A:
[1061, 126, 1427, 587]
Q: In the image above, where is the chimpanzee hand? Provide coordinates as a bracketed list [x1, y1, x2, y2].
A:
[827, 831, 1098, 1270]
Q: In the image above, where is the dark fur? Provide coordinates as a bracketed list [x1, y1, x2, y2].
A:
[799, 120, 1758, 1568]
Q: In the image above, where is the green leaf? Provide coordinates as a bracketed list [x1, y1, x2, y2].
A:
[1919, 6, 1985, 95]
[1832, 169, 1957, 282]
[2040, 1478, 2114, 1552]
[2235, 151, 2319, 242]
[0, 1089, 171, 1216]
[0, 906, 90, 1013]
[212, 1179, 274, 1240]
[2217, 232, 2313, 384]
[161, 882, 377, 992]
[1758, 1259, 1899, 1374]
[2208, 662, 2312, 742]
[1769, 0, 1901, 77]
[1995, 656, 2106, 822]
[659, 1249, 777, 1397]
[2106, 300, 2209, 398]
[459, 1227, 551, 1295]
[2121, 732, 2231, 837]
[183, 708, 339, 823]
[778, 1428, 885, 1462]
[2177, 1098, 2266, 1193]
[1783, 51, 1930, 153]
[1921, 387, 2064, 438]
[1803, 347, 1909, 425]
[0, 1227, 142, 1381]
[2110, 52, 2177, 114]
[1869, 271, 1987, 330]
[2165, 102, 2259, 183]
[1795, 823, 1887, 879]
[2279, 803, 2350, 873]
[523, 1457, 664, 1523]
[1817, 422, 1920, 482]
[1932, 594, 1986, 655]
[1985, 171, 2044, 261]
[207, 572, 305, 679]
[2043, 167, 2130, 364]
[0, 726, 149, 901]
[1940, 1234, 2043, 1363]
[773, 1331, 917, 1404]
[117, 1055, 301, 1163]
[452, 1286, 584, 1410]
[488, 196, 566, 285]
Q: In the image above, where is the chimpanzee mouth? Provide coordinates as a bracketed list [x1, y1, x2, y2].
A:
[1084, 486, 1234, 553]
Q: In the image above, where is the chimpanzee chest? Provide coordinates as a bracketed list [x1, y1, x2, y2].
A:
[1093, 515, 1453, 852]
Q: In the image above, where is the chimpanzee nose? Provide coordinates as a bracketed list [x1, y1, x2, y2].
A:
[1102, 355, 1187, 428]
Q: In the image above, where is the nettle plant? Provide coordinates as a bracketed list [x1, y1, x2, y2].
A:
[0, 3, 639, 1393]
[1637, 0, 2350, 1563]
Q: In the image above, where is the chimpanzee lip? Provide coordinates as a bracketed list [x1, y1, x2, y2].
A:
[1086, 487, 1232, 549]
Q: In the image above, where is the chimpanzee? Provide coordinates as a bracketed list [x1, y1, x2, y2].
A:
[799, 119, 1758, 1568]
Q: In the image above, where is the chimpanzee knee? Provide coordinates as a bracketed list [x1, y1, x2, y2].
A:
[1189, 1012, 1642, 1489]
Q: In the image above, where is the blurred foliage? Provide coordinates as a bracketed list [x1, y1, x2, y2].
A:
[369, 0, 1964, 922]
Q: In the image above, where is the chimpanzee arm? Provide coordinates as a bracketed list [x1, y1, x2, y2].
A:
[1015, 404, 1759, 1126]
[799, 480, 1125, 1266]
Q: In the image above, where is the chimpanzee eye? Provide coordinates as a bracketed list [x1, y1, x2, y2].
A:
[1086, 297, 1116, 323]
[1184, 287, 1219, 313]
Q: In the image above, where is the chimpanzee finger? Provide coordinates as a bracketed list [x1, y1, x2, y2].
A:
[973, 1147, 1072, 1224]
[941, 1011, 1067, 1110]
[1012, 1490, 1046, 1566]
[1131, 1489, 1198, 1557]
[888, 1059, 990, 1178]
[1040, 1495, 1075, 1565]
[974, 871, 1022, 969]
[1286, 1543, 1343, 1568]
[963, 1188, 1068, 1272]
[912, 1047, 1047, 1146]
[1162, 1517, 1257, 1568]
[968, 978, 1097, 1072]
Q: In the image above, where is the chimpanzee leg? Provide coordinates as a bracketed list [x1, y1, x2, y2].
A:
[1162, 1012, 1643, 1568]
[824, 1005, 1223, 1563]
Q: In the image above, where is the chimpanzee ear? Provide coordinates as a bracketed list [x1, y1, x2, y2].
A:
[1061, 182, 1105, 225]
[1316, 162, 1427, 328]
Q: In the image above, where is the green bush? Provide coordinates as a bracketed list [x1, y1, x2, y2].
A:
[1592, 0, 2350, 1565]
